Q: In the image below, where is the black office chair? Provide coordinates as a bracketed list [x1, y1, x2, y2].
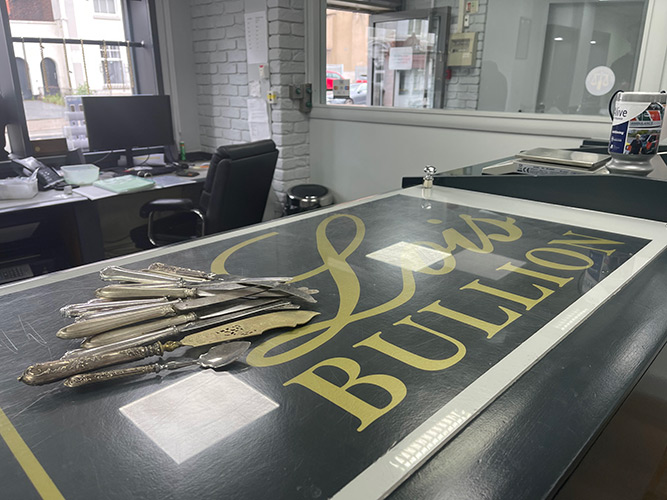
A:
[132, 140, 279, 248]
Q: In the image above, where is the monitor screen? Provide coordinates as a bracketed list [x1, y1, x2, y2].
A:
[82, 95, 175, 166]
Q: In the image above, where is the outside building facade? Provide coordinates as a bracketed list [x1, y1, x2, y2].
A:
[6, 0, 132, 142]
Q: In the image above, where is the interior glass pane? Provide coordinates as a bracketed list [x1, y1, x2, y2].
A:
[326, 0, 648, 117]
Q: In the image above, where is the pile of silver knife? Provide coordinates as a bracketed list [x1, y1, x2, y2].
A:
[19, 262, 319, 388]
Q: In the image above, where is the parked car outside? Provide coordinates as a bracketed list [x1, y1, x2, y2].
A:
[326, 70, 343, 90]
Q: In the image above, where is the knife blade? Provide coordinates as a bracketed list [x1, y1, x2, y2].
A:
[197, 282, 319, 303]
[63, 301, 303, 358]
[19, 310, 319, 386]
[163, 310, 319, 350]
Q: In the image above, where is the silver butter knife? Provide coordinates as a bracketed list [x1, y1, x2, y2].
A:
[62, 300, 300, 358]
[78, 299, 293, 348]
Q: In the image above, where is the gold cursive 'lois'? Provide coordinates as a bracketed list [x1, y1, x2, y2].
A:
[211, 212, 523, 368]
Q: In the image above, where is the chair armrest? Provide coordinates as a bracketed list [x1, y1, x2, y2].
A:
[140, 198, 194, 218]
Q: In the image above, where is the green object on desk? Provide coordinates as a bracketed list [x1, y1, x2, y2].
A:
[93, 175, 155, 193]
[179, 141, 186, 161]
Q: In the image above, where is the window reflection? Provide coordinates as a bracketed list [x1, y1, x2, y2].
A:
[325, 0, 648, 117]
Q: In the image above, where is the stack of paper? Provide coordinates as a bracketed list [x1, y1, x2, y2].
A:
[92, 175, 155, 193]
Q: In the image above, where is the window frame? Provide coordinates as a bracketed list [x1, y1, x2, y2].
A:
[308, 0, 667, 140]
[0, 0, 164, 158]
[93, 0, 117, 16]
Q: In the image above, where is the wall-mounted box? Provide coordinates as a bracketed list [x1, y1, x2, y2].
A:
[448, 32, 477, 67]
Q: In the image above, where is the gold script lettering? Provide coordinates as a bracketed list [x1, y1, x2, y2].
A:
[211, 232, 280, 274]
[419, 300, 522, 339]
[525, 248, 594, 271]
[461, 280, 554, 311]
[248, 214, 418, 367]
[442, 215, 522, 255]
[284, 357, 407, 431]
[353, 315, 466, 371]
[548, 231, 624, 257]
[496, 262, 573, 288]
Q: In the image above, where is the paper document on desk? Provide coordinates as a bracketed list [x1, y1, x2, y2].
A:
[93, 175, 155, 193]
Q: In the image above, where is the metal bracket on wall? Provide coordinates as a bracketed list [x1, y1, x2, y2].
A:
[289, 84, 312, 113]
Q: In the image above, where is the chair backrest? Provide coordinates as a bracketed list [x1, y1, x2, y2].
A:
[199, 139, 278, 234]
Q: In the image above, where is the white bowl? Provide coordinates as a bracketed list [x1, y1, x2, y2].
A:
[60, 164, 100, 185]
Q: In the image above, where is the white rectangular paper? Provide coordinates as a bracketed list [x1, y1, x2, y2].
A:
[247, 98, 271, 141]
[388, 47, 413, 70]
[248, 80, 261, 97]
[247, 98, 269, 123]
[366, 241, 449, 272]
[120, 371, 278, 464]
[245, 11, 268, 64]
[249, 121, 272, 141]
[333, 79, 351, 98]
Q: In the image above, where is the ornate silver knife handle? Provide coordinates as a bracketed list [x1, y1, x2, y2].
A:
[57, 304, 177, 339]
[64, 364, 161, 387]
[96, 285, 199, 299]
[80, 313, 196, 349]
[100, 266, 183, 284]
[147, 262, 213, 280]
[18, 343, 164, 386]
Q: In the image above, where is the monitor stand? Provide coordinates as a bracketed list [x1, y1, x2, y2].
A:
[118, 145, 176, 169]
[164, 144, 179, 164]
[120, 147, 136, 169]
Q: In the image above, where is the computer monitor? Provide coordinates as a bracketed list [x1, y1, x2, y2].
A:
[82, 95, 175, 168]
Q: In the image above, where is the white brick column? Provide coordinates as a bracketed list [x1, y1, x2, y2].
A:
[267, 0, 310, 206]
[445, 0, 488, 110]
[189, 0, 310, 216]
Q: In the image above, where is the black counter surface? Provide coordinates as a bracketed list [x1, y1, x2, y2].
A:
[1, 184, 666, 499]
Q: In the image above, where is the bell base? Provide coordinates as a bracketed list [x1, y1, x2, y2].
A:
[605, 157, 654, 176]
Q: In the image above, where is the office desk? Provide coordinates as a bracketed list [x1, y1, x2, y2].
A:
[0, 190, 87, 213]
[84, 172, 206, 259]
[2, 182, 666, 499]
[0, 191, 100, 282]
[0, 172, 206, 282]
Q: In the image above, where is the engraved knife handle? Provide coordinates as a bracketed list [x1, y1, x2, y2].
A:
[57, 304, 177, 338]
[64, 363, 161, 387]
[62, 327, 179, 359]
[96, 285, 198, 299]
[60, 297, 169, 318]
[100, 266, 182, 284]
[147, 262, 212, 280]
[18, 343, 164, 386]
[80, 313, 196, 349]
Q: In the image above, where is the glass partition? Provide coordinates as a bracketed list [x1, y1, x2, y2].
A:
[325, 0, 649, 117]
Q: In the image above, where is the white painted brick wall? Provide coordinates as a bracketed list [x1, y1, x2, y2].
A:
[445, 0, 488, 110]
[190, 0, 310, 211]
[267, 0, 309, 203]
